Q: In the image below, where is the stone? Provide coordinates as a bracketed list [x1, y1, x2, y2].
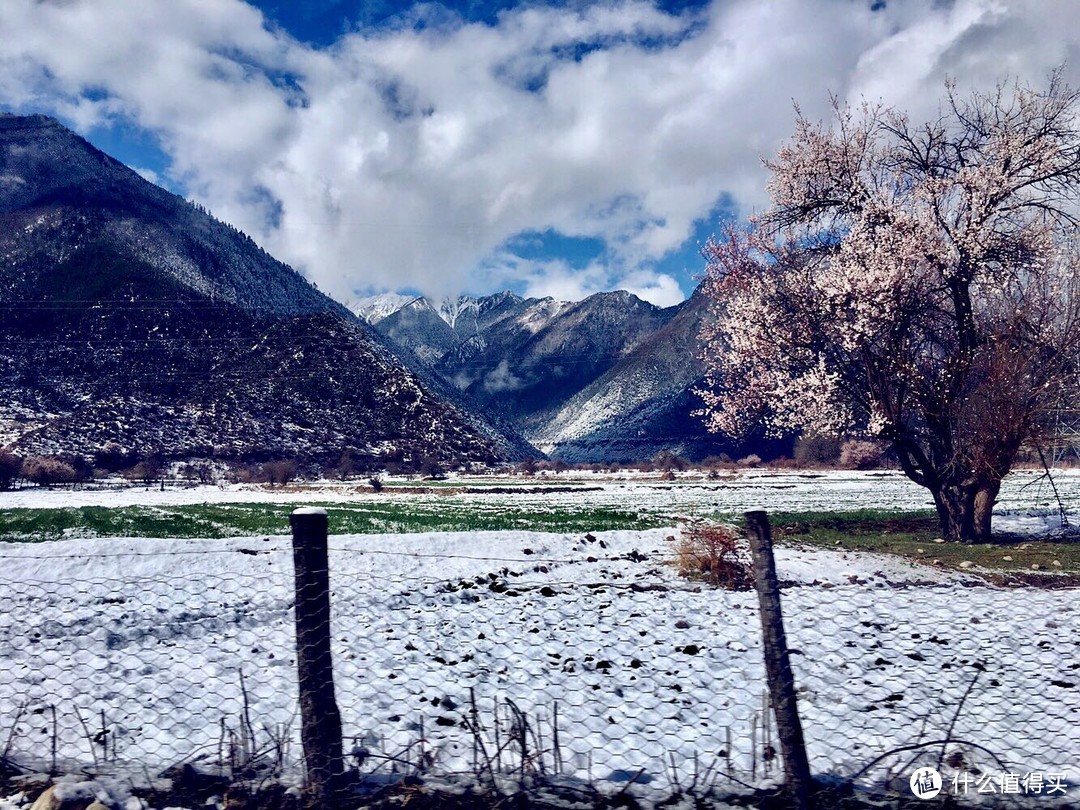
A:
[29, 785, 107, 810]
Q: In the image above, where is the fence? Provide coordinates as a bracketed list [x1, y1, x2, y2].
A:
[0, 511, 1077, 808]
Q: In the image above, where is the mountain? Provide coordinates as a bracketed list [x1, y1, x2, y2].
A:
[350, 291, 418, 325]
[438, 290, 676, 435]
[371, 297, 462, 365]
[530, 288, 788, 462]
[351, 287, 763, 462]
[0, 113, 530, 468]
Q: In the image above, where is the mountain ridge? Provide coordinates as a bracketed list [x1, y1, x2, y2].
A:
[0, 113, 533, 468]
[349, 287, 760, 462]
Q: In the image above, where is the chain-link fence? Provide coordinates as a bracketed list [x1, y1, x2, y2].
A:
[0, 512, 1077, 809]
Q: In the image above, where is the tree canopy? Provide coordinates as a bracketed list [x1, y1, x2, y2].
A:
[699, 71, 1080, 542]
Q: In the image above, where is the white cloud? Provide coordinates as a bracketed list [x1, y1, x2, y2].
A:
[515, 258, 610, 302]
[132, 166, 163, 186]
[0, 0, 1077, 305]
[620, 270, 684, 309]
[505, 255, 683, 307]
[483, 359, 524, 393]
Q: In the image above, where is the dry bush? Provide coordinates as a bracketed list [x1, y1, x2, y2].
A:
[260, 460, 298, 486]
[673, 522, 754, 590]
[418, 456, 447, 480]
[226, 462, 258, 484]
[21, 456, 79, 486]
[839, 439, 885, 470]
[653, 450, 689, 472]
[123, 457, 164, 482]
[794, 434, 841, 466]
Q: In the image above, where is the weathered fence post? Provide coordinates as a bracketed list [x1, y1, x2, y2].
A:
[291, 507, 344, 809]
[745, 509, 814, 809]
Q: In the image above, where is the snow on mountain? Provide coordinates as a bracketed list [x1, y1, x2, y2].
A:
[355, 287, 726, 461]
[435, 295, 480, 329]
[349, 292, 420, 324]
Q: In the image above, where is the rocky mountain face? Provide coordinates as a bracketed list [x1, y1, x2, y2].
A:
[353, 287, 768, 462]
[0, 114, 531, 468]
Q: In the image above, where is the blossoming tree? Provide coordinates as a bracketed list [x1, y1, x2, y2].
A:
[699, 73, 1080, 543]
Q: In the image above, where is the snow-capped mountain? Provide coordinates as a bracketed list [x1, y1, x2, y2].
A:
[0, 114, 531, 467]
[350, 292, 420, 325]
[351, 287, 764, 462]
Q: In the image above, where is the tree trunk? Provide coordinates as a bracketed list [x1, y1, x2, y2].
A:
[930, 478, 1001, 543]
[932, 484, 972, 543]
[972, 480, 1000, 544]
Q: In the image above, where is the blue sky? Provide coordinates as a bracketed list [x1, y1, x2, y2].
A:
[1, 0, 1077, 306]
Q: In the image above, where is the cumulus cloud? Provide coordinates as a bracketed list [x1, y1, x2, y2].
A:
[0, 0, 1077, 305]
[510, 256, 683, 307]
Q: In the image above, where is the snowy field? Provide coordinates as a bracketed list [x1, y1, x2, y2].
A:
[3, 467, 1079, 523]
[1, 470, 1079, 805]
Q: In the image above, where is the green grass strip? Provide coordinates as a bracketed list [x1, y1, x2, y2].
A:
[0, 501, 666, 542]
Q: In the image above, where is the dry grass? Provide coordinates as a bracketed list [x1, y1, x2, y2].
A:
[673, 521, 754, 590]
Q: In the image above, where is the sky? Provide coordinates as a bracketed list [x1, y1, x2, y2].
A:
[1, 0, 1078, 307]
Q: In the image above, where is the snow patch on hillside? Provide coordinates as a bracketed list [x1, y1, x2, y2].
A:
[349, 292, 418, 324]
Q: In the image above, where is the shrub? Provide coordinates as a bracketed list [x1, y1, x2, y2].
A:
[793, 434, 842, 466]
[261, 460, 298, 486]
[368, 476, 383, 493]
[123, 457, 164, 482]
[840, 439, 885, 470]
[334, 448, 365, 480]
[22, 456, 79, 486]
[418, 456, 447, 480]
[226, 462, 258, 484]
[93, 442, 137, 472]
[673, 522, 754, 590]
[701, 455, 733, 470]
[180, 462, 215, 484]
[737, 454, 762, 467]
[652, 450, 689, 472]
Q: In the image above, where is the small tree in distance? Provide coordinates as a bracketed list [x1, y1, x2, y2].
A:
[698, 71, 1080, 543]
[0, 449, 22, 490]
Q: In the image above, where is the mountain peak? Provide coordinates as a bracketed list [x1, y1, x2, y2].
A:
[0, 112, 62, 130]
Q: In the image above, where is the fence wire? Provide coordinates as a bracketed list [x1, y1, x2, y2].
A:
[0, 528, 1077, 808]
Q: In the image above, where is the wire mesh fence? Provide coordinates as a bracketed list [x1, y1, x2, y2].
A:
[0, 515, 1077, 808]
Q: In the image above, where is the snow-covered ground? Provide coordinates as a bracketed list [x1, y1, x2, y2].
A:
[3, 468, 1079, 520]
[1, 525, 1078, 804]
[1, 469, 1078, 806]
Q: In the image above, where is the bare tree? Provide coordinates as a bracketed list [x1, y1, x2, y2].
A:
[699, 71, 1080, 543]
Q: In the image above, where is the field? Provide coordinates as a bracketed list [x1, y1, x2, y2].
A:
[1, 469, 1079, 808]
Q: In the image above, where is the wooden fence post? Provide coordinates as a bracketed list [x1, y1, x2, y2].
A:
[291, 507, 344, 809]
[745, 509, 814, 809]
